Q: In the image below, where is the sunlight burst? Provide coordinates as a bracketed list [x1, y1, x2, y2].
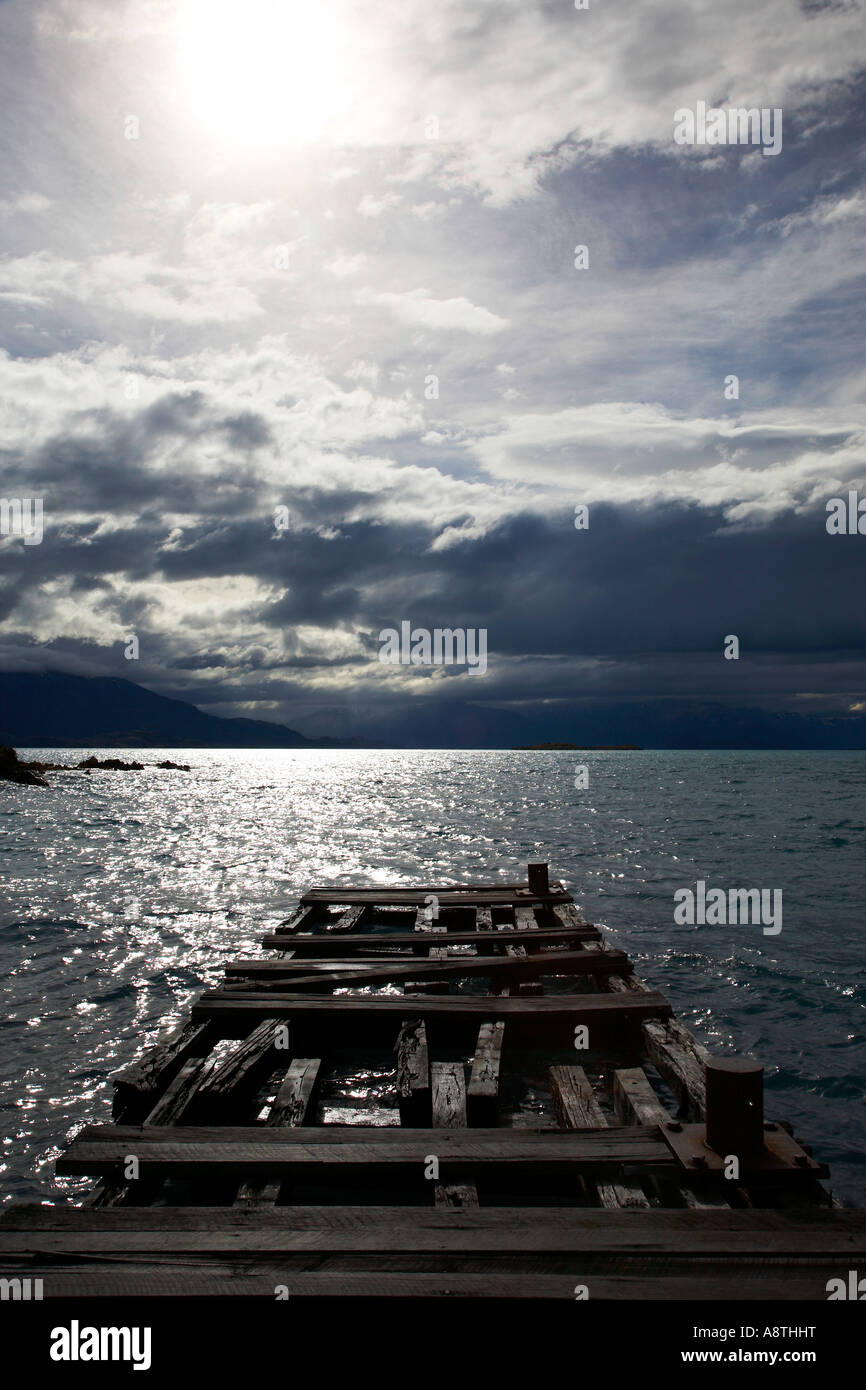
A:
[177, 0, 348, 147]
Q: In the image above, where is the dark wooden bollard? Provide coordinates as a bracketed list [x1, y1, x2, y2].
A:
[705, 1058, 764, 1157]
[527, 862, 549, 895]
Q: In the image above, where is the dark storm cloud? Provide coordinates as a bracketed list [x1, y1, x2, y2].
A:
[3, 492, 862, 673]
[4, 391, 269, 515]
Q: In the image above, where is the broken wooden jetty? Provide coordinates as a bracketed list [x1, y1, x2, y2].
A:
[2, 864, 864, 1301]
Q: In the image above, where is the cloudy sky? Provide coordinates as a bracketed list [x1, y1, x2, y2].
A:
[0, 0, 864, 744]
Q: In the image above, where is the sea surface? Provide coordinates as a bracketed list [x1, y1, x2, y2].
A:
[1, 749, 864, 1206]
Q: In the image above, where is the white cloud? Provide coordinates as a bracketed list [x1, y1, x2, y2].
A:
[325, 252, 367, 278]
[469, 401, 866, 520]
[0, 193, 51, 216]
[357, 286, 507, 334]
[0, 249, 265, 322]
[345, 359, 380, 384]
[357, 192, 403, 217]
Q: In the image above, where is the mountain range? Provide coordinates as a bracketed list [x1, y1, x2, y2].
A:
[0, 672, 366, 749]
[2, 670, 866, 749]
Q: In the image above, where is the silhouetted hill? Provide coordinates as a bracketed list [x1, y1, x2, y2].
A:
[0, 672, 364, 748]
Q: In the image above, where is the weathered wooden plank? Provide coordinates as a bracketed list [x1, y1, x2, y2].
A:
[514, 906, 538, 931]
[191, 992, 672, 1050]
[144, 1055, 217, 1125]
[224, 947, 630, 992]
[261, 925, 600, 952]
[275, 904, 321, 933]
[57, 1125, 674, 1180]
[431, 1062, 467, 1128]
[111, 1020, 216, 1119]
[235, 1058, 322, 1205]
[552, 903, 595, 931]
[81, 1181, 129, 1210]
[613, 1067, 669, 1127]
[302, 886, 570, 906]
[414, 904, 449, 985]
[550, 1065, 605, 1129]
[578, 923, 708, 1120]
[549, 1065, 650, 1211]
[59, 1122, 661, 1148]
[431, 1058, 479, 1208]
[268, 1058, 321, 1128]
[328, 904, 369, 933]
[8, 1220, 866, 1256]
[7, 1204, 865, 1249]
[467, 1022, 505, 1126]
[432, 1183, 479, 1209]
[613, 1067, 730, 1211]
[90, 1051, 218, 1207]
[395, 1019, 430, 1125]
[192, 1018, 286, 1115]
[586, 942, 708, 1119]
[431, 1061, 476, 1206]
[641, 1018, 708, 1120]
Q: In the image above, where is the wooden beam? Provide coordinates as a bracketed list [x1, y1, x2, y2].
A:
[268, 1058, 321, 1128]
[235, 1058, 322, 1205]
[274, 904, 322, 934]
[192, 1018, 286, 1116]
[432, 1063, 467, 1130]
[395, 1020, 431, 1125]
[7, 1205, 866, 1250]
[260, 925, 601, 953]
[111, 1021, 216, 1121]
[613, 1067, 730, 1211]
[328, 904, 369, 933]
[432, 1060, 480, 1207]
[191, 993, 672, 1050]
[224, 947, 630, 992]
[57, 1124, 674, 1180]
[301, 886, 571, 907]
[549, 1065, 650, 1210]
[144, 1055, 217, 1126]
[467, 1022, 505, 1126]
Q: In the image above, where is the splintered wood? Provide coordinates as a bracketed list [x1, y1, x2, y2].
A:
[2, 868, 857, 1302]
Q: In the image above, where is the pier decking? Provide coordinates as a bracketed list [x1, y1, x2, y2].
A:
[3, 866, 864, 1301]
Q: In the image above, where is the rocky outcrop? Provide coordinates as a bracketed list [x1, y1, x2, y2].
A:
[2, 748, 193, 784]
[0, 746, 49, 786]
[77, 756, 144, 771]
[73, 757, 191, 772]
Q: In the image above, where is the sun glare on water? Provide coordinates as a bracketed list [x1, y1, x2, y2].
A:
[177, 0, 349, 147]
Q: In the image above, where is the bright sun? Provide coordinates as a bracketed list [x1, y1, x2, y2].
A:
[177, 0, 349, 147]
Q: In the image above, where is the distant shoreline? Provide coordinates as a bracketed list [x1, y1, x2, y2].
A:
[513, 742, 643, 750]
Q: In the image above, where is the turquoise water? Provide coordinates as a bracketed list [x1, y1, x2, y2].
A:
[1, 748, 864, 1204]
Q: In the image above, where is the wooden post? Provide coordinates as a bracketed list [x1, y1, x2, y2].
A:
[527, 862, 549, 895]
[705, 1058, 764, 1158]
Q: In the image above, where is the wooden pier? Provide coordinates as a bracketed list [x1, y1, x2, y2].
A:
[3, 865, 864, 1301]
